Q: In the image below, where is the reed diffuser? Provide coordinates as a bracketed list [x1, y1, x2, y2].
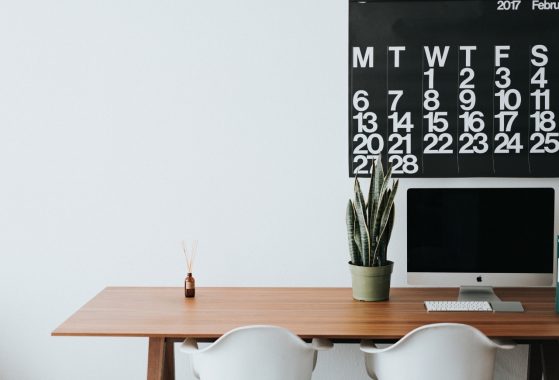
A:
[182, 240, 198, 298]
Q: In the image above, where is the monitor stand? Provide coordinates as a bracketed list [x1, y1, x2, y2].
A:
[458, 286, 501, 302]
[458, 286, 524, 312]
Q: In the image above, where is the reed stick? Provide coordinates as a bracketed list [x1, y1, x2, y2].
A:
[182, 240, 198, 273]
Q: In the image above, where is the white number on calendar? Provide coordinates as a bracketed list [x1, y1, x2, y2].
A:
[353, 112, 379, 133]
[353, 134, 384, 155]
[353, 155, 373, 175]
[459, 133, 489, 154]
[389, 154, 418, 174]
[352, 90, 370, 112]
[531, 111, 556, 132]
[459, 68, 475, 89]
[424, 133, 453, 154]
[388, 134, 411, 154]
[531, 68, 547, 88]
[460, 111, 485, 133]
[495, 133, 523, 153]
[388, 112, 413, 133]
[424, 112, 449, 133]
[530, 133, 559, 154]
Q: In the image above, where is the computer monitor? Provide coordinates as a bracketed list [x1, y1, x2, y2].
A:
[407, 188, 555, 301]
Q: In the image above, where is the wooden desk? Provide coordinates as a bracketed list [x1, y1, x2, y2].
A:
[52, 287, 559, 380]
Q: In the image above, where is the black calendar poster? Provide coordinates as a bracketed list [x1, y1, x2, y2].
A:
[349, 0, 559, 177]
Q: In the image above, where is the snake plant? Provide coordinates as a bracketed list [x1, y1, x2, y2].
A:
[346, 158, 399, 267]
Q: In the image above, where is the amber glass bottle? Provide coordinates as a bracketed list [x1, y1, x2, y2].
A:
[185, 273, 195, 298]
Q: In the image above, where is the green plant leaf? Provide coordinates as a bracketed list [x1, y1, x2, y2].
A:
[373, 158, 384, 202]
[383, 205, 396, 262]
[354, 206, 362, 258]
[381, 180, 399, 229]
[373, 179, 399, 262]
[369, 158, 384, 237]
[377, 206, 395, 265]
[366, 160, 377, 225]
[374, 240, 386, 266]
[371, 187, 388, 244]
[354, 176, 366, 224]
[383, 162, 393, 181]
[370, 161, 395, 242]
[346, 200, 361, 265]
[354, 187, 371, 266]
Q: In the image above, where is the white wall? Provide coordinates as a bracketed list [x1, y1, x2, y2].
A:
[0, 1, 555, 379]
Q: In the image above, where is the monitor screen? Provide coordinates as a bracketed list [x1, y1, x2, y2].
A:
[407, 188, 555, 286]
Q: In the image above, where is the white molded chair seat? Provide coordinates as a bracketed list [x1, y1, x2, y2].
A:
[360, 323, 515, 380]
[180, 325, 332, 380]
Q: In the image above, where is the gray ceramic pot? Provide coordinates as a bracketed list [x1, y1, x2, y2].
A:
[348, 261, 394, 301]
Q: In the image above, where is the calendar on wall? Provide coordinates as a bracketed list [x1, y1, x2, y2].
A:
[349, 0, 559, 177]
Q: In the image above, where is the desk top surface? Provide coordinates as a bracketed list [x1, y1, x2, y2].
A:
[52, 287, 559, 341]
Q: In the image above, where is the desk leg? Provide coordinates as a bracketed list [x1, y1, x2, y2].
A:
[147, 338, 175, 380]
[527, 341, 559, 380]
[164, 340, 175, 380]
[540, 341, 559, 380]
[527, 343, 542, 380]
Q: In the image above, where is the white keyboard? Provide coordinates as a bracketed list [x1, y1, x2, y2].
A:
[424, 300, 493, 312]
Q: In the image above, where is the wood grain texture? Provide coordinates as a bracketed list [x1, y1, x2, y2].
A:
[52, 287, 559, 341]
[147, 338, 165, 380]
[146, 338, 175, 380]
[163, 339, 175, 380]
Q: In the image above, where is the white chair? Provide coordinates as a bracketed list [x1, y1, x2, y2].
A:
[180, 325, 332, 380]
[360, 323, 515, 380]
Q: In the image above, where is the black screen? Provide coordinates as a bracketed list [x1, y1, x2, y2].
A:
[407, 188, 554, 273]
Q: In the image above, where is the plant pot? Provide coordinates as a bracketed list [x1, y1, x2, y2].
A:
[348, 261, 394, 301]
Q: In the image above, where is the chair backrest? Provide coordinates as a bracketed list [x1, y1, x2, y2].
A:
[361, 323, 515, 380]
[187, 325, 318, 380]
